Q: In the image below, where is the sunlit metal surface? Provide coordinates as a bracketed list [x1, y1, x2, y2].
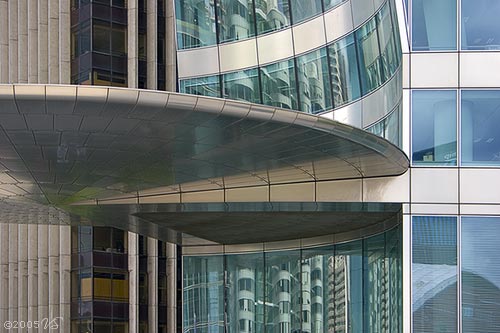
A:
[0, 84, 408, 242]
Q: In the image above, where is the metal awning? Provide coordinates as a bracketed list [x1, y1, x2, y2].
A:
[0, 84, 408, 244]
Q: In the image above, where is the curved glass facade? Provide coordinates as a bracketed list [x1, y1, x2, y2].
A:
[183, 225, 402, 333]
[175, 0, 348, 49]
[366, 103, 402, 147]
[179, 1, 401, 115]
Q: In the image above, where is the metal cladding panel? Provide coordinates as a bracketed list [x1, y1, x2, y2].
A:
[0, 84, 408, 242]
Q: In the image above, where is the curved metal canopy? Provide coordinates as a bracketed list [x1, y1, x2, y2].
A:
[0, 84, 408, 243]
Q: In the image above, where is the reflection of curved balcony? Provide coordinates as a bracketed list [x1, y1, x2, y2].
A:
[228, 14, 250, 31]
[267, 8, 288, 28]
[177, 21, 214, 46]
[227, 76, 255, 91]
[269, 92, 292, 109]
[270, 68, 289, 85]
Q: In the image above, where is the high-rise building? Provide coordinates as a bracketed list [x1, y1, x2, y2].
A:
[0, 0, 498, 332]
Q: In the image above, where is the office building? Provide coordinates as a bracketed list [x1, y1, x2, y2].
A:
[0, 0, 498, 332]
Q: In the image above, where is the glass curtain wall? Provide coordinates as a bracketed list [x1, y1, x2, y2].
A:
[411, 0, 457, 50]
[290, 0, 322, 24]
[175, 0, 217, 49]
[183, 225, 402, 333]
[176, 0, 349, 49]
[255, 0, 291, 35]
[461, 217, 500, 332]
[412, 216, 500, 332]
[461, 90, 500, 166]
[461, 0, 500, 50]
[218, 0, 256, 42]
[411, 90, 457, 165]
[328, 34, 361, 108]
[183, 256, 225, 333]
[412, 0, 500, 50]
[260, 59, 298, 110]
[355, 16, 383, 94]
[222, 69, 261, 104]
[179, 0, 402, 115]
[412, 216, 457, 333]
[297, 48, 333, 113]
[409, 89, 500, 167]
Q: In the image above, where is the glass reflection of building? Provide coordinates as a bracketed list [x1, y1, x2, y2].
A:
[183, 226, 402, 333]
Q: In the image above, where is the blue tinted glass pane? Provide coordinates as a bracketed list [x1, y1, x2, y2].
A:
[461, 90, 500, 166]
[180, 75, 221, 97]
[411, 90, 457, 165]
[328, 34, 361, 107]
[356, 17, 383, 94]
[290, 0, 322, 24]
[260, 59, 298, 110]
[255, 0, 291, 34]
[183, 256, 224, 333]
[297, 48, 333, 113]
[462, 217, 500, 332]
[217, 0, 256, 43]
[411, 0, 457, 51]
[412, 216, 457, 333]
[175, 0, 217, 49]
[223, 68, 261, 104]
[462, 0, 500, 50]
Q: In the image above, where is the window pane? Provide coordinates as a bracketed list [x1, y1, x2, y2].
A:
[255, 0, 291, 35]
[260, 59, 298, 110]
[363, 233, 389, 332]
[356, 17, 383, 94]
[226, 253, 264, 333]
[462, 217, 500, 332]
[328, 33, 361, 107]
[411, 0, 457, 50]
[384, 104, 402, 148]
[412, 216, 457, 333]
[335, 240, 363, 332]
[376, 2, 399, 80]
[461, 0, 500, 50]
[180, 75, 221, 97]
[223, 68, 261, 104]
[290, 0, 322, 24]
[175, 0, 216, 49]
[183, 256, 224, 333]
[297, 48, 332, 113]
[461, 90, 500, 166]
[302, 246, 334, 333]
[265, 250, 301, 333]
[93, 22, 110, 54]
[217, 0, 256, 43]
[411, 90, 457, 165]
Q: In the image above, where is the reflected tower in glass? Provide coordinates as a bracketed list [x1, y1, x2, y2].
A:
[183, 226, 402, 333]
